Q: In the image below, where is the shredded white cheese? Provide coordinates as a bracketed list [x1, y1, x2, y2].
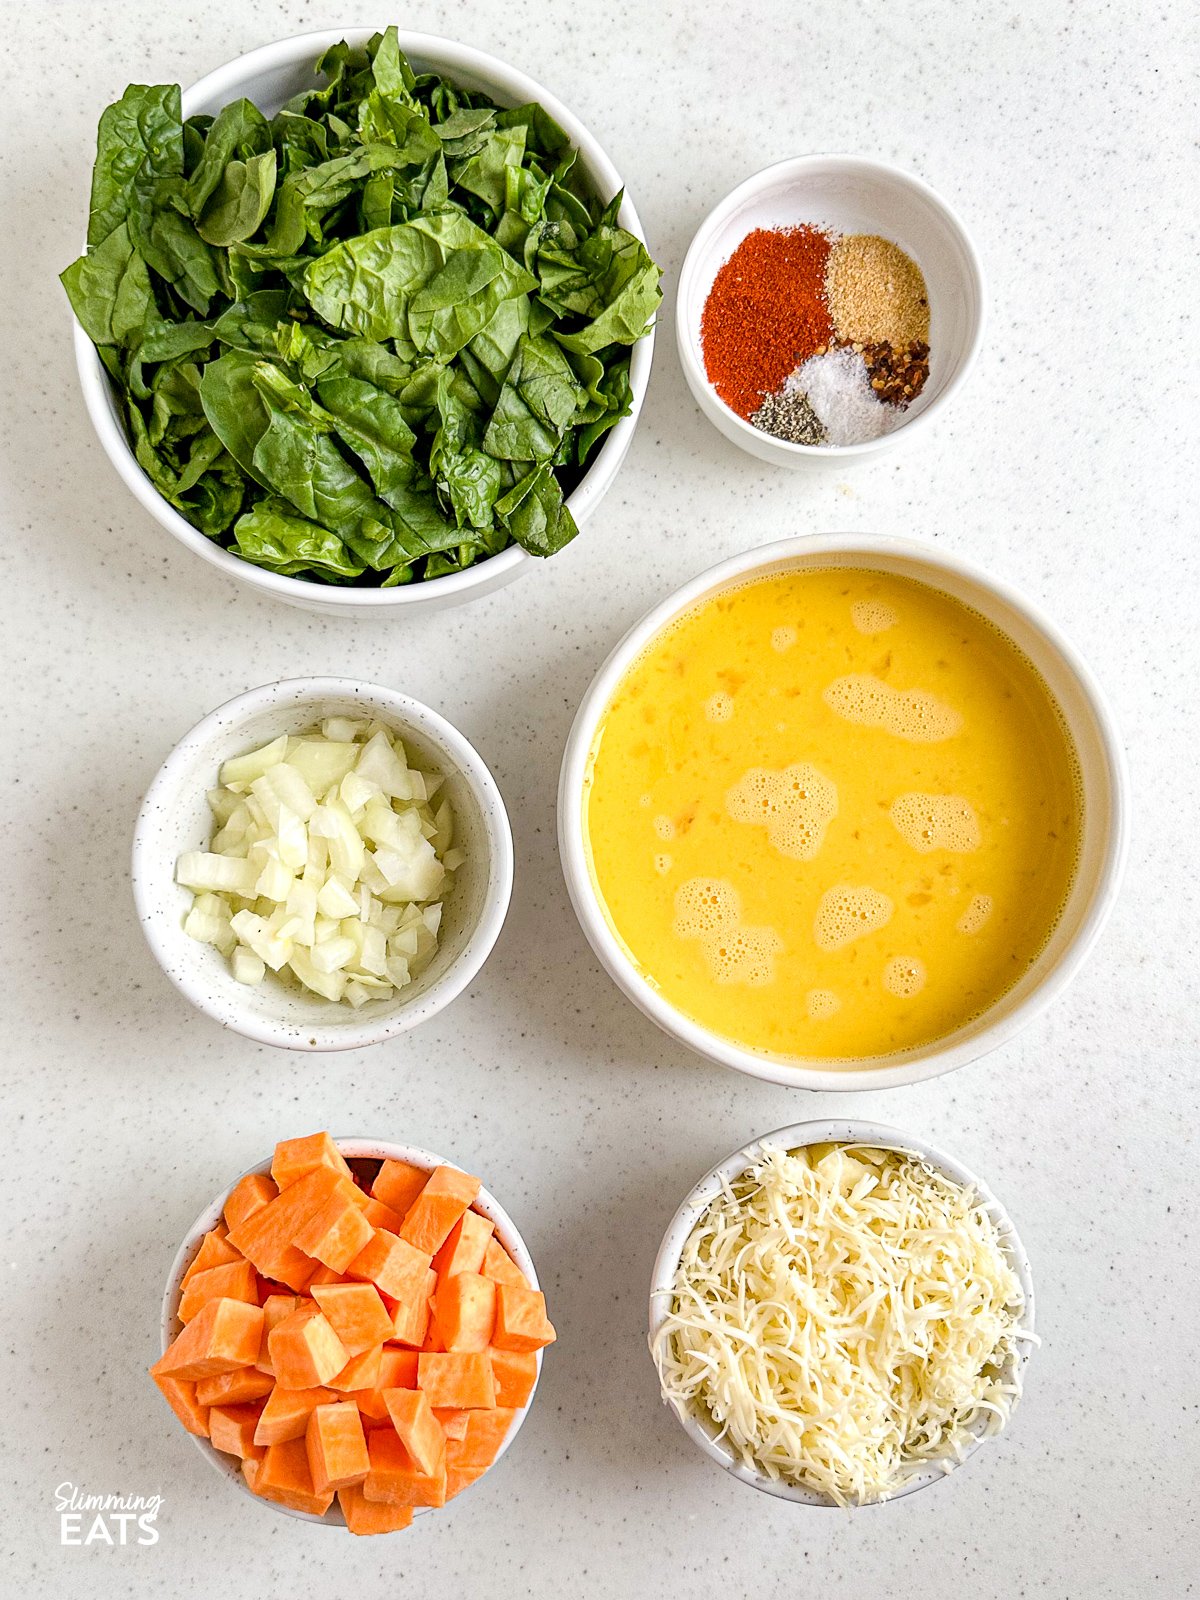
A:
[650, 1143, 1031, 1505]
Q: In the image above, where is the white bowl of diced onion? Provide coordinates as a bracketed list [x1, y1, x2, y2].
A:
[648, 1120, 1036, 1508]
[132, 678, 513, 1050]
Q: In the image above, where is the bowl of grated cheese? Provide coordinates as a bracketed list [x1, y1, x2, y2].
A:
[648, 1120, 1036, 1507]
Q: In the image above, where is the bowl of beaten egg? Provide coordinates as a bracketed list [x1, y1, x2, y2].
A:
[558, 535, 1127, 1089]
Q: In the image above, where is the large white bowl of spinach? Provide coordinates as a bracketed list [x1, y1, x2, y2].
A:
[64, 27, 661, 613]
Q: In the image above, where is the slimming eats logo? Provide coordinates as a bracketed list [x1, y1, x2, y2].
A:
[54, 1483, 163, 1545]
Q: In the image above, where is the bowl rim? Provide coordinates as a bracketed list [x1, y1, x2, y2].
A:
[557, 532, 1130, 1090]
[131, 675, 514, 1050]
[160, 1136, 543, 1527]
[71, 25, 656, 606]
[674, 152, 986, 458]
[647, 1118, 1036, 1507]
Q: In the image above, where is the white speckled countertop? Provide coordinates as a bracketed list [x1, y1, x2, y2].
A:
[1, 1, 1196, 1594]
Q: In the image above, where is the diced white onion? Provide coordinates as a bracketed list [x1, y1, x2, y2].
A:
[231, 947, 265, 986]
[176, 851, 257, 897]
[321, 716, 366, 742]
[177, 722, 459, 1007]
[219, 734, 288, 787]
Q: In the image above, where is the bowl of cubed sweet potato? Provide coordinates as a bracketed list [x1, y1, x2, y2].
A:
[151, 1132, 556, 1534]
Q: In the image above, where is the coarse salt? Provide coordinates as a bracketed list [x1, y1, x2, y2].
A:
[787, 347, 904, 446]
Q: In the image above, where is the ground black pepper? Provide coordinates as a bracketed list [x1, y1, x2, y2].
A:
[749, 388, 827, 445]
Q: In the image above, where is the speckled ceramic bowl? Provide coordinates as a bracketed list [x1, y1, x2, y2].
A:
[648, 1119, 1036, 1507]
[71, 28, 656, 618]
[160, 1137, 543, 1526]
[133, 678, 513, 1050]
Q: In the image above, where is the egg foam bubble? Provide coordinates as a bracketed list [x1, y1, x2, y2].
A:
[673, 877, 782, 986]
[806, 988, 841, 1019]
[957, 893, 993, 935]
[883, 955, 927, 998]
[673, 877, 740, 938]
[851, 598, 898, 634]
[824, 674, 962, 742]
[814, 884, 894, 951]
[726, 763, 838, 861]
[890, 793, 981, 853]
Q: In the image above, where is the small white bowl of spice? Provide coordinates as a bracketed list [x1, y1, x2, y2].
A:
[676, 155, 985, 464]
[648, 1120, 1035, 1506]
[132, 678, 513, 1051]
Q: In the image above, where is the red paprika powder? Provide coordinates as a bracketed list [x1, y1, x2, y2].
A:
[700, 226, 834, 419]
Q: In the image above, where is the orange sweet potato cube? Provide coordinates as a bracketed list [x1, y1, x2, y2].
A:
[152, 1298, 265, 1383]
[399, 1166, 481, 1256]
[195, 1366, 274, 1407]
[293, 1194, 373, 1274]
[444, 1408, 516, 1500]
[254, 1437, 335, 1516]
[347, 1229, 432, 1301]
[224, 1172, 278, 1233]
[360, 1410, 399, 1432]
[255, 1293, 297, 1376]
[253, 1384, 334, 1447]
[181, 1230, 242, 1288]
[431, 1272, 496, 1352]
[363, 1429, 447, 1508]
[371, 1159, 428, 1217]
[417, 1352, 496, 1410]
[240, 1456, 259, 1493]
[381, 1348, 420, 1383]
[252, 1248, 315, 1295]
[208, 1403, 266, 1461]
[152, 1373, 209, 1438]
[227, 1166, 347, 1290]
[389, 1268, 437, 1348]
[338, 1482, 414, 1536]
[362, 1196, 404, 1232]
[432, 1408, 470, 1441]
[271, 1132, 352, 1192]
[178, 1258, 259, 1324]
[492, 1284, 556, 1353]
[306, 1402, 369, 1494]
[489, 1348, 538, 1409]
[382, 1387, 445, 1477]
[423, 1320, 446, 1353]
[481, 1237, 529, 1288]
[349, 1349, 419, 1419]
[268, 1302, 348, 1388]
[310, 1283, 394, 1357]
[328, 1344, 383, 1393]
[433, 1210, 494, 1278]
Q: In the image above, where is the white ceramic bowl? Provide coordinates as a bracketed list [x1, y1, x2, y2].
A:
[559, 534, 1129, 1090]
[161, 1137, 543, 1526]
[72, 28, 656, 617]
[133, 677, 513, 1050]
[648, 1119, 1035, 1506]
[676, 155, 984, 466]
